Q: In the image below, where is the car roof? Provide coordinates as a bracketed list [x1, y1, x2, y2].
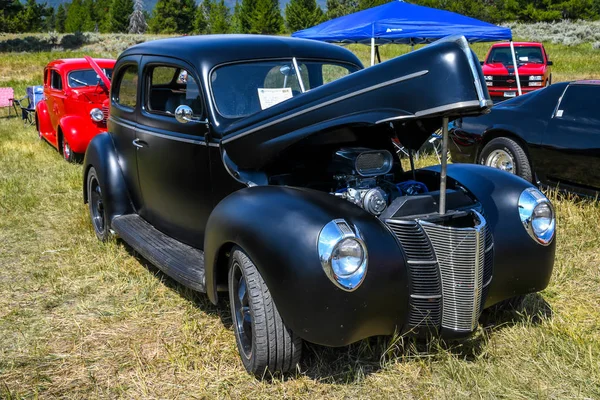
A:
[46, 58, 116, 71]
[490, 42, 543, 48]
[572, 79, 600, 86]
[119, 34, 363, 69]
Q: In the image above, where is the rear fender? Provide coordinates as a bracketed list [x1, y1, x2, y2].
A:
[204, 186, 409, 346]
[83, 132, 133, 224]
[35, 101, 54, 139]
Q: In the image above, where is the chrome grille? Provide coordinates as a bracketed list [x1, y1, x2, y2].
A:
[419, 211, 487, 332]
[102, 106, 109, 122]
[386, 220, 441, 328]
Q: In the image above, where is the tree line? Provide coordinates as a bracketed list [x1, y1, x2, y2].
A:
[1, 0, 599, 34]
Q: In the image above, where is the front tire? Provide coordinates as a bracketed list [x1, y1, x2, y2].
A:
[87, 167, 110, 242]
[228, 247, 302, 377]
[480, 137, 533, 182]
[63, 138, 76, 162]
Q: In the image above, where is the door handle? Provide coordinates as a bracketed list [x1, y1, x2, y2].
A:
[132, 139, 146, 148]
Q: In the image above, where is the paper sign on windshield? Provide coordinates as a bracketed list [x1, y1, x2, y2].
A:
[258, 88, 293, 110]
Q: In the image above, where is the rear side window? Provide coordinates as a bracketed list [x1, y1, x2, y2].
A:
[51, 70, 62, 90]
[113, 65, 138, 109]
[557, 85, 600, 124]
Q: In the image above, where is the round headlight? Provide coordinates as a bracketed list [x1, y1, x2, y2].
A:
[518, 187, 555, 245]
[90, 108, 104, 122]
[331, 238, 364, 277]
[318, 219, 368, 291]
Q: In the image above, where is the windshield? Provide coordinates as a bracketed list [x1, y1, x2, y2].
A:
[487, 46, 544, 65]
[211, 59, 359, 118]
[68, 68, 113, 88]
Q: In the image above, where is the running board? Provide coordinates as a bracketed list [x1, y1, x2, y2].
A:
[112, 214, 206, 292]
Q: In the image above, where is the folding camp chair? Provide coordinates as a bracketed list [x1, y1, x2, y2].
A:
[13, 86, 43, 126]
[0, 87, 15, 117]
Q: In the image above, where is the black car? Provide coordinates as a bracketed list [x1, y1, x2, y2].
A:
[449, 80, 600, 196]
[83, 34, 556, 377]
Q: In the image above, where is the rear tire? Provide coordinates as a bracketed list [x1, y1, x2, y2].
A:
[479, 137, 533, 182]
[87, 167, 110, 242]
[228, 247, 302, 377]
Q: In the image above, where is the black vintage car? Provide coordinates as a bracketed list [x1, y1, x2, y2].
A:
[449, 80, 600, 196]
[83, 34, 556, 376]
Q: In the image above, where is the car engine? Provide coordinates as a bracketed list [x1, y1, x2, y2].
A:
[330, 148, 427, 216]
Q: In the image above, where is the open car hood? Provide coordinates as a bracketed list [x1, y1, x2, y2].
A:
[84, 56, 111, 89]
[220, 35, 491, 170]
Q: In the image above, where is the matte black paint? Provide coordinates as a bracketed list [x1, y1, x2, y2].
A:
[449, 81, 600, 196]
[204, 186, 409, 346]
[423, 164, 555, 305]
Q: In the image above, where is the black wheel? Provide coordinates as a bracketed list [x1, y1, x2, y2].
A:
[87, 167, 110, 242]
[228, 247, 302, 377]
[479, 137, 533, 182]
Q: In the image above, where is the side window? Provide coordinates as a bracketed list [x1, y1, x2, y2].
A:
[51, 70, 62, 90]
[322, 64, 353, 85]
[113, 64, 138, 109]
[557, 86, 600, 124]
[146, 65, 203, 116]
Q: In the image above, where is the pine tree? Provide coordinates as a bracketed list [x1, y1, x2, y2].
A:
[55, 3, 66, 32]
[230, 0, 243, 33]
[207, 0, 230, 33]
[21, 0, 43, 32]
[357, 0, 389, 10]
[44, 6, 56, 31]
[250, 0, 282, 34]
[109, 0, 134, 32]
[149, 0, 195, 33]
[285, 0, 323, 32]
[94, 0, 112, 32]
[325, 0, 358, 19]
[65, 0, 88, 32]
[194, 0, 209, 33]
[238, 0, 257, 33]
[82, 0, 97, 31]
[0, 0, 24, 33]
[128, 0, 148, 33]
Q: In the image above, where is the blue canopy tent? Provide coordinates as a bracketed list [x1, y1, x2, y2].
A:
[292, 1, 520, 93]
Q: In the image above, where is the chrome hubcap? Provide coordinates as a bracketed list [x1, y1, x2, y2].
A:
[232, 262, 252, 358]
[485, 149, 515, 173]
[90, 181, 105, 233]
[64, 141, 71, 160]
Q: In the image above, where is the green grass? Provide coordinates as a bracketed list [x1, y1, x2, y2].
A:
[1, 34, 600, 398]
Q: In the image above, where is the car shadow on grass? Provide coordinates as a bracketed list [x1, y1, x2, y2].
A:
[118, 240, 552, 382]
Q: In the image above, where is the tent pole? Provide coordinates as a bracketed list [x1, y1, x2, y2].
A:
[510, 41, 522, 96]
[439, 116, 449, 215]
[371, 37, 375, 66]
[376, 45, 381, 63]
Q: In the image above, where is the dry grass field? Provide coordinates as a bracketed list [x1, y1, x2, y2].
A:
[1, 32, 600, 398]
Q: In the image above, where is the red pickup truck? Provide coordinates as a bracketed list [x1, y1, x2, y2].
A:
[481, 42, 553, 101]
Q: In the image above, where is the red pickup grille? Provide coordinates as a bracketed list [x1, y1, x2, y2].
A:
[102, 106, 109, 122]
[492, 75, 530, 88]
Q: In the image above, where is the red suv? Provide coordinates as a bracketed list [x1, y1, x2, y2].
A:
[36, 57, 115, 161]
[482, 42, 552, 101]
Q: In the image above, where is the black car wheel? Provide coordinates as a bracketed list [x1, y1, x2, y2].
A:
[87, 167, 110, 242]
[228, 247, 302, 377]
[63, 138, 75, 162]
[480, 137, 532, 182]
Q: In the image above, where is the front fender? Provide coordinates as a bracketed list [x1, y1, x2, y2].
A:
[60, 115, 104, 153]
[83, 132, 133, 224]
[204, 186, 409, 346]
[425, 164, 555, 306]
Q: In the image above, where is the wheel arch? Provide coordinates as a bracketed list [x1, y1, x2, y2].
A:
[82, 132, 134, 224]
[479, 128, 535, 175]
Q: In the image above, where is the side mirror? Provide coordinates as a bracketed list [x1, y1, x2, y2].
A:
[547, 60, 553, 66]
[174, 105, 209, 125]
[480, 60, 485, 66]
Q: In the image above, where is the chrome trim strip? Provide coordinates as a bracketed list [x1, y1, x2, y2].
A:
[414, 100, 483, 118]
[110, 117, 220, 147]
[410, 294, 442, 299]
[485, 243, 493, 253]
[406, 260, 438, 265]
[292, 57, 306, 93]
[222, 69, 429, 144]
[483, 276, 493, 287]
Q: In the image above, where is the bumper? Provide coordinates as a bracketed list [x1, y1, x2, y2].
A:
[487, 86, 541, 98]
